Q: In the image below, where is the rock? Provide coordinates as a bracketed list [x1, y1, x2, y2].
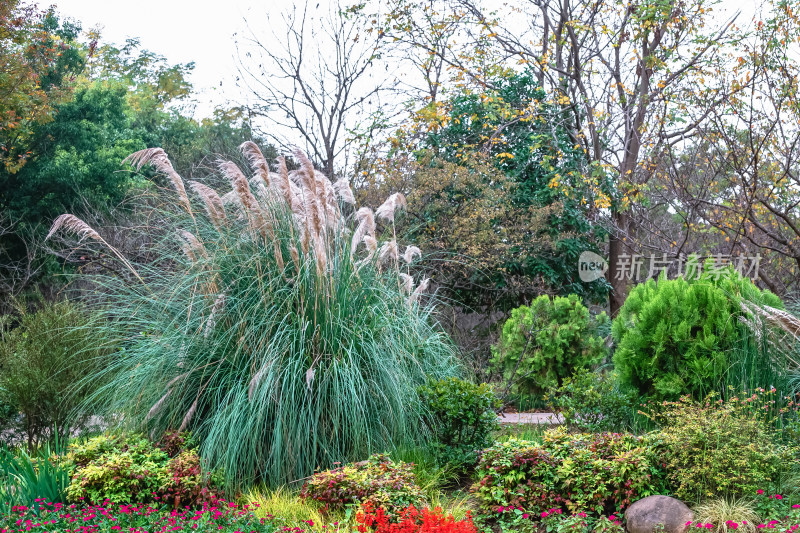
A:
[625, 495, 694, 533]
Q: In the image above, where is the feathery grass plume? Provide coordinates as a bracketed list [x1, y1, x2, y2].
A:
[46, 214, 143, 283]
[240, 141, 271, 186]
[273, 157, 298, 213]
[399, 273, 414, 293]
[378, 239, 399, 268]
[375, 192, 407, 223]
[403, 246, 422, 264]
[179, 231, 208, 261]
[204, 292, 226, 338]
[125, 148, 193, 217]
[410, 278, 431, 305]
[77, 145, 459, 490]
[332, 177, 356, 205]
[351, 207, 376, 258]
[188, 181, 227, 228]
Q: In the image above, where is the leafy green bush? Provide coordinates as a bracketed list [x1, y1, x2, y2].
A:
[490, 295, 608, 397]
[0, 298, 113, 446]
[65, 433, 222, 506]
[472, 429, 665, 517]
[545, 368, 637, 432]
[60, 146, 459, 488]
[300, 454, 424, 518]
[612, 268, 783, 400]
[648, 396, 796, 502]
[418, 378, 501, 472]
[541, 427, 666, 513]
[471, 438, 562, 516]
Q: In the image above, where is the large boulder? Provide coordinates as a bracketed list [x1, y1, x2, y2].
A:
[625, 495, 694, 533]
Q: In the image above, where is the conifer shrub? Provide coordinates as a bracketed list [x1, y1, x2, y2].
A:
[490, 294, 608, 396]
[611, 268, 783, 401]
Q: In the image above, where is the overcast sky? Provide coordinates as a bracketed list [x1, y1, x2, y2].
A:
[51, 0, 754, 120]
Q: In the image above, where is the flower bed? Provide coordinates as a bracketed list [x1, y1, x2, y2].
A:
[0, 499, 286, 533]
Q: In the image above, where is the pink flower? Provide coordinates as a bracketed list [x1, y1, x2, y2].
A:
[758, 490, 765, 495]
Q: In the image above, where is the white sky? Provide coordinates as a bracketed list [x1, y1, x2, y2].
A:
[51, 0, 755, 120]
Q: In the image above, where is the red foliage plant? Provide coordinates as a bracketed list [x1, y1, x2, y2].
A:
[356, 502, 477, 533]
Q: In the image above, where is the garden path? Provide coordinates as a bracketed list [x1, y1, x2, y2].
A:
[497, 412, 563, 424]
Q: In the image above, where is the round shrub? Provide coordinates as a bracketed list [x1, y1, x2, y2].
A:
[648, 396, 796, 502]
[611, 268, 782, 401]
[300, 454, 424, 519]
[56, 146, 460, 488]
[490, 294, 608, 396]
[418, 377, 501, 472]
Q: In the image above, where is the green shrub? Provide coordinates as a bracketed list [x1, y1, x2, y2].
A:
[65, 433, 222, 506]
[471, 429, 666, 517]
[612, 268, 783, 401]
[418, 378, 501, 472]
[0, 298, 113, 446]
[471, 438, 562, 516]
[541, 427, 666, 513]
[300, 454, 424, 518]
[63, 147, 459, 488]
[490, 295, 608, 397]
[545, 368, 637, 433]
[648, 396, 796, 502]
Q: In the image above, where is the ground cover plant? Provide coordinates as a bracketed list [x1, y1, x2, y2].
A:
[471, 428, 665, 520]
[47, 145, 460, 489]
[646, 395, 797, 501]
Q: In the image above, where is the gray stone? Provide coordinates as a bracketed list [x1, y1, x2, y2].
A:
[625, 495, 694, 533]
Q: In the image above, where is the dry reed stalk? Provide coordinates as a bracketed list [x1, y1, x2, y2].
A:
[47, 214, 144, 283]
[188, 181, 227, 228]
[125, 148, 193, 218]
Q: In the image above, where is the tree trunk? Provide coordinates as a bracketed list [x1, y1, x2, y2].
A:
[608, 210, 632, 317]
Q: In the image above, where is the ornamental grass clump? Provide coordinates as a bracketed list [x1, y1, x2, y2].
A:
[47, 143, 459, 489]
